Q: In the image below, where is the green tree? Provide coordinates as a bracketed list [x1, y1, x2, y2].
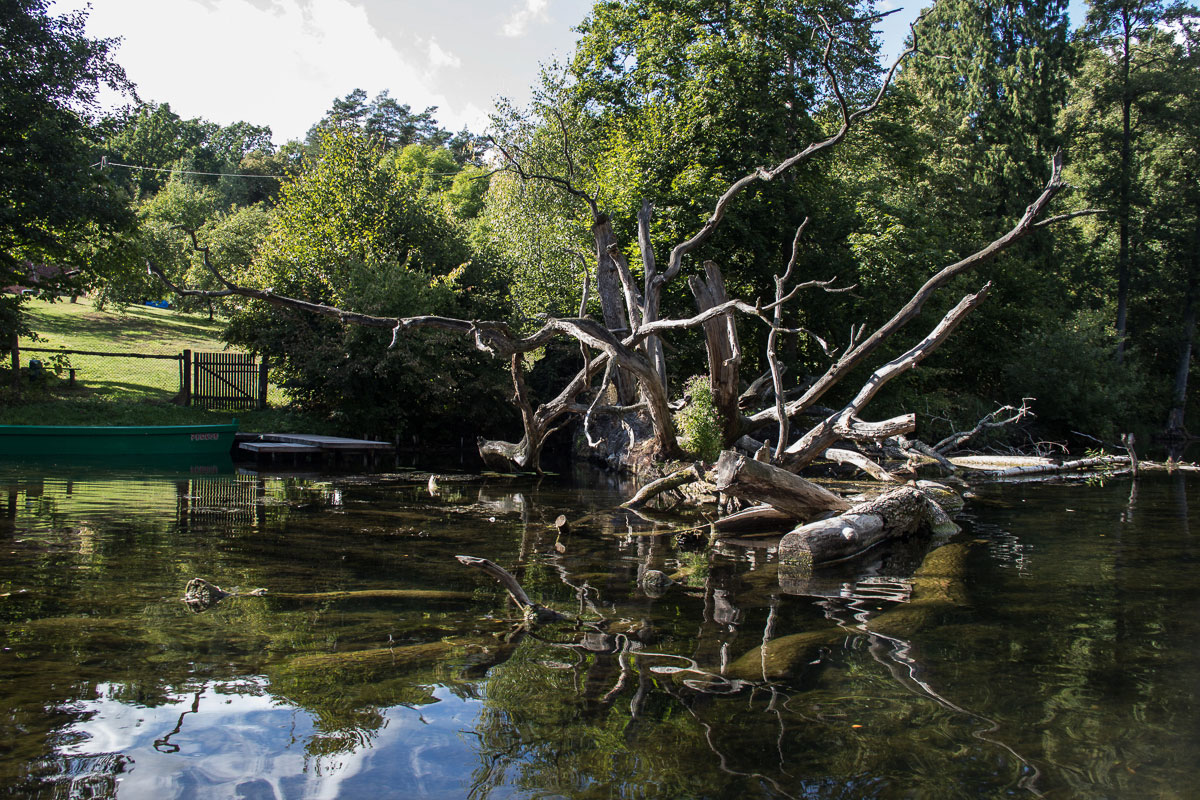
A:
[843, 0, 1079, 430]
[226, 128, 507, 440]
[488, 0, 884, 393]
[306, 89, 451, 152]
[1070, 0, 1195, 362]
[0, 0, 133, 349]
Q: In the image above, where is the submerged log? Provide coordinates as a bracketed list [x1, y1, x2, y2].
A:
[181, 577, 471, 612]
[778, 486, 952, 568]
[728, 541, 972, 681]
[713, 450, 850, 519]
[455, 555, 569, 623]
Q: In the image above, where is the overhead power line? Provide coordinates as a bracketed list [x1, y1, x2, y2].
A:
[93, 157, 284, 181]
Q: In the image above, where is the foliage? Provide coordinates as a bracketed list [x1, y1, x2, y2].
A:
[674, 375, 723, 462]
[226, 128, 510, 441]
[479, 171, 593, 323]
[0, 0, 134, 343]
[102, 101, 282, 206]
[306, 88, 452, 153]
[1001, 308, 1145, 437]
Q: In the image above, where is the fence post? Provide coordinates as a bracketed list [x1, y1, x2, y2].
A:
[257, 356, 269, 409]
[9, 333, 20, 394]
[181, 349, 192, 406]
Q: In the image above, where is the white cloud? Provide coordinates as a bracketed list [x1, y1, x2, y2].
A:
[426, 37, 461, 70]
[502, 0, 549, 38]
[54, 0, 479, 141]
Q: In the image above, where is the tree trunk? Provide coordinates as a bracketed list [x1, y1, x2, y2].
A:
[689, 260, 741, 444]
[8, 333, 19, 394]
[1116, 10, 1133, 364]
[713, 450, 850, 519]
[593, 215, 637, 404]
[777, 486, 951, 568]
[1166, 214, 1199, 436]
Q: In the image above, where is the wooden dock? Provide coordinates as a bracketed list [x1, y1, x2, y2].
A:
[235, 433, 393, 467]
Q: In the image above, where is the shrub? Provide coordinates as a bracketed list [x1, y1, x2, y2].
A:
[674, 375, 723, 462]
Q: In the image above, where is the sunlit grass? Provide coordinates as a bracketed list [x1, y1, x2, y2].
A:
[4, 298, 306, 428]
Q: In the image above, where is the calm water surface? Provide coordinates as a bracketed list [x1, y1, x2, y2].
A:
[0, 461, 1197, 799]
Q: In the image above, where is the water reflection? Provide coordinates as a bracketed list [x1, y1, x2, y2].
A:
[1, 464, 1198, 798]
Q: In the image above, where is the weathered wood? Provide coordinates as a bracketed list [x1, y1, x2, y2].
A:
[713, 450, 850, 519]
[825, 447, 898, 482]
[456, 555, 569, 623]
[783, 287, 989, 468]
[778, 486, 951, 567]
[711, 504, 796, 536]
[621, 462, 703, 509]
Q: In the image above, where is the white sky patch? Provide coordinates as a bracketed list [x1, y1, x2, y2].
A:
[502, 0, 550, 38]
[52, 0, 473, 142]
[426, 37, 461, 70]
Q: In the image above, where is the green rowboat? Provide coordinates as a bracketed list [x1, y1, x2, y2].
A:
[0, 422, 238, 457]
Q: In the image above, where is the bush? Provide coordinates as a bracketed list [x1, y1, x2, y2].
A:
[674, 375, 723, 462]
[1001, 309, 1145, 439]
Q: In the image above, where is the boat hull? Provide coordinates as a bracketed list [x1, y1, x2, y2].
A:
[0, 423, 238, 457]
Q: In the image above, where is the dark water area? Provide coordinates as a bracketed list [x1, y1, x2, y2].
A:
[0, 461, 1197, 799]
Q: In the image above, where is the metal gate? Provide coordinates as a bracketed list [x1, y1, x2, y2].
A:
[190, 351, 266, 409]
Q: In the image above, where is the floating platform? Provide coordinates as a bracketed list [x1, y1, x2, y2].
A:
[235, 432, 393, 467]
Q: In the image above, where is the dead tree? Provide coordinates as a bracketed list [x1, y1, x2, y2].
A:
[151, 15, 1094, 480]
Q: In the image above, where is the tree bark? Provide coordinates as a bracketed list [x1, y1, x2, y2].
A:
[777, 486, 951, 568]
[689, 260, 741, 445]
[621, 462, 705, 509]
[713, 450, 850, 519]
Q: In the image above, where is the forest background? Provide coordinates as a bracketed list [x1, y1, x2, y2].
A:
[3, 0, 1198, 462]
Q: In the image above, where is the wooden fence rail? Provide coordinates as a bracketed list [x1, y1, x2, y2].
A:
[13, 346, 268, 409]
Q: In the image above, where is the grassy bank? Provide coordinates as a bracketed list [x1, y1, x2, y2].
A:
[3, 299, 323, 432]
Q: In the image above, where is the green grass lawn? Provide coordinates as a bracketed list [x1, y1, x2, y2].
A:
[15, 299, 233, 403]
[21, 297, 228, 353]
[2, 298, 314, 431]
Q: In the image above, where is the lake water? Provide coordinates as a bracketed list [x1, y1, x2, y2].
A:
[1, 461, 1197, 799]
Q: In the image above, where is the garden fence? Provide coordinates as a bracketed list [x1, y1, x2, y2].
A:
[14, 343, 269, 409]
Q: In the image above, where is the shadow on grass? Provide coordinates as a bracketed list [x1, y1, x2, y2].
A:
[23, 302, 227, 350]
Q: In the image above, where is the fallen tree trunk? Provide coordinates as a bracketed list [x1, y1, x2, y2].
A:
[711, 504, 797, 536]
[621, 462, 704, 509]
[778, 486, 952, 568]
[728, 541, 971, 681]
[713, 450, 850, 519]
[981, 454, 1130, 478]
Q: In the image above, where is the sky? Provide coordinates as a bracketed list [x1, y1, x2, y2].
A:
[52, 0, 1086, 145]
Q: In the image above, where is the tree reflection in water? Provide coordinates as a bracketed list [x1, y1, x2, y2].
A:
[2, 466, 1199, 798]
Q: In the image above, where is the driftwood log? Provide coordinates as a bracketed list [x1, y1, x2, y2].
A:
[711, 504, 797, 536]
[181, 577, 472, 612]
[713, 450, 850, 519]
[981, 454, 1130, 478]
[778, 486, 953, 567]
[455, 555, 569, 623]
[621, 461, 705, 509]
